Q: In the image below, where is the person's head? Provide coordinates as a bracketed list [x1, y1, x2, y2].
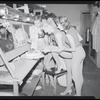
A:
[59, 16, 70, 30]
[41, 18, 48, 25]
[0, 26, 10, 40]
[54, 16, 64, 30]
[34, 16, 42, 28]
[59, 16, 68, 24]
[40, 18, 54, 35]
[0, 26, 7, 39]
[34, 20, 42, 28]
[40, 17, 48, 32]
[0, 26, 6, 35]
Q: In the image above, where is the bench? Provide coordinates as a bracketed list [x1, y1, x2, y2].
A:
[0, 43, 43, 96]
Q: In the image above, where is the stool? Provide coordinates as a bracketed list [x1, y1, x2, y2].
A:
[42, 67, 67, 95]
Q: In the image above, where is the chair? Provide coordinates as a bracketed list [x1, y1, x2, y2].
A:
[42, 67, 67, 95]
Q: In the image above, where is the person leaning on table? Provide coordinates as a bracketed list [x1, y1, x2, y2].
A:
[59, 16, 86, 96]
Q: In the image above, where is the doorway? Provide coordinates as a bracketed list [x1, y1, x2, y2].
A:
[81, 11, 91, 46]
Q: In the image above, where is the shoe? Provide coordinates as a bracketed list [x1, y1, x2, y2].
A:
[60, 89, 72, 96]
[35, 85, 42, 90]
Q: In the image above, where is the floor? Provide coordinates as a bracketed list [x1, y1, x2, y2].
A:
[0, 46, 100, 99]
[32, 46, 100, 99]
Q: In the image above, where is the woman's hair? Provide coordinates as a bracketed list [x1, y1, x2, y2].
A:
[13, 25, 22, 30]
[59, 16, 68, 24]
[0, 26, 5, 29]
[59, 16, 71, 30]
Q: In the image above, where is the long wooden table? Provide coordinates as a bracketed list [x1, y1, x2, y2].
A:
[0, 44, 43, 96]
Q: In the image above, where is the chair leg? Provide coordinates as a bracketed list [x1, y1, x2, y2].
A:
[53, 76, 57, 96]
[42, 72, 46, 91]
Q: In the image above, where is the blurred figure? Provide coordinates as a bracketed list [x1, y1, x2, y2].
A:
[29, 16, 42, 51]
[60, 16, 86, 96]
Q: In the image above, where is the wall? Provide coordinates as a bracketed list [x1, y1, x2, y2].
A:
[44, 4, 89, 36]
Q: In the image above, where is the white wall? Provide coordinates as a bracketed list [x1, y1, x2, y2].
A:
[44, 4, 89, 35]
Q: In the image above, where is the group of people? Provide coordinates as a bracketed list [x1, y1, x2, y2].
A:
[28, 15, 86, 96]
[0, 14, 86, 96]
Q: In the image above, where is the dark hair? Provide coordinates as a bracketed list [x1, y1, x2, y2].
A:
[0, 27, 11, 39]
[54, 17, 60, 23]
[41, 15, 47, 20]
[13, 25, 21, 29]
[0, 26, 5, 29]
[48, 13, 56, 18]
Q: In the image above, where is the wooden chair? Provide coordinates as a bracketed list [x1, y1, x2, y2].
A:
[42, 67, 67, 95]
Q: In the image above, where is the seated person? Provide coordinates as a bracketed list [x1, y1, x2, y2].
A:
[0, 26, 14, 66]
[0, 26, 14, 53]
